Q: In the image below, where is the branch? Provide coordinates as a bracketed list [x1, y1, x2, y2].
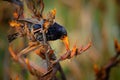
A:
[51, 41, 92, 66]
[8, 45, 54, 79]
[94, 39, 120, 80]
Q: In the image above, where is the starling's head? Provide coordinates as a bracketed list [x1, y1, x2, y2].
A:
[58, 26, 67, 38]
[55, 23, 69, 51]
[43, 22, 70, 50]
[46, 22, 68, 41]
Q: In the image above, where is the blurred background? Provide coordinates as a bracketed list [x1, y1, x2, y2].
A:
[0, 0, 120, 80]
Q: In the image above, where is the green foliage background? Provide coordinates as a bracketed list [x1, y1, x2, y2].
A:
[0, 0, 120, 80]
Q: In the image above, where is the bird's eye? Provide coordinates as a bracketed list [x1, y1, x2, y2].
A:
[61, 35, 66, 40]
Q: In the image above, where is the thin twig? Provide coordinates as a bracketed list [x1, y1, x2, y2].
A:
[95, 39, 120, 80]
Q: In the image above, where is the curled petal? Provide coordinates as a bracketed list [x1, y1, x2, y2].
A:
[70, 44, 77, 58]
[15, 75, 19, 80]
[93, 64, 99, 74]
[25, 58, 32, 72]
[8, 46, 18, 61]
[13, 12, 19, 19]
[114, 39, 120, 54]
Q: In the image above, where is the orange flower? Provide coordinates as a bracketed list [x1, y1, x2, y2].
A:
[51, 9, 56, 16]
[9, 20, 21, 27]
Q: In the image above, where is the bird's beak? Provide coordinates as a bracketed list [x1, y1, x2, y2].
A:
[61, 36, 70, 51]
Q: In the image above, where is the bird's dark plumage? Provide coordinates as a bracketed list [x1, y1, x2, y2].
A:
[33, 22, 67, 41]
[47, 22, 67, 40]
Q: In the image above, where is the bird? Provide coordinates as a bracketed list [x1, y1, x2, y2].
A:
[6, 0, 70, 51]
[8, 22, 70, 51]
[33, 22, 70, 51]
